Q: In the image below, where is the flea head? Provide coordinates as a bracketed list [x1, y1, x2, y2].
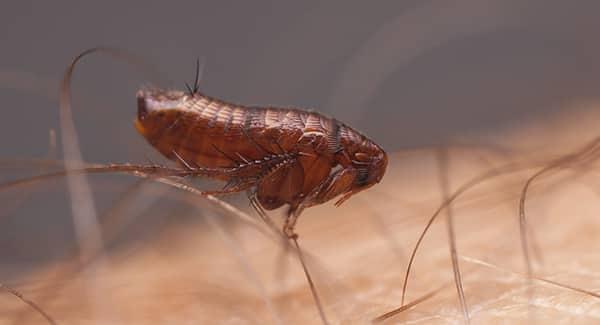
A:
[335, 143, 388, 206]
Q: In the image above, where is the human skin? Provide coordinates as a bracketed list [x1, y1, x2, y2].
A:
[2, 108, 599, 324]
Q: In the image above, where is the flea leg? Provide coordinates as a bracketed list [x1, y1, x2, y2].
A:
[283, 205, 304, 239]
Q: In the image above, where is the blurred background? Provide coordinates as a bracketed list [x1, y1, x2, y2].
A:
[1, 1, 600, 323]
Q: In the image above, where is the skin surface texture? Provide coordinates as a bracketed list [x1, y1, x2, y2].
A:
[2, 107, 600, 324]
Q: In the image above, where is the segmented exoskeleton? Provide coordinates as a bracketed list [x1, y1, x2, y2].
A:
[135, 84, 387, 238]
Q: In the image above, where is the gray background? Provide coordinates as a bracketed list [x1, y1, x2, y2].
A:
[1, 0, 600, 276]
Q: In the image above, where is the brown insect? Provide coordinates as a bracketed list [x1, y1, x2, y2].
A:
[134, 70, 388, 238]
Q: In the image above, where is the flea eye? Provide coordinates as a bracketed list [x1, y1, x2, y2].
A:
[354, 152, 369, 162]
[356, 169, 369, 185]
